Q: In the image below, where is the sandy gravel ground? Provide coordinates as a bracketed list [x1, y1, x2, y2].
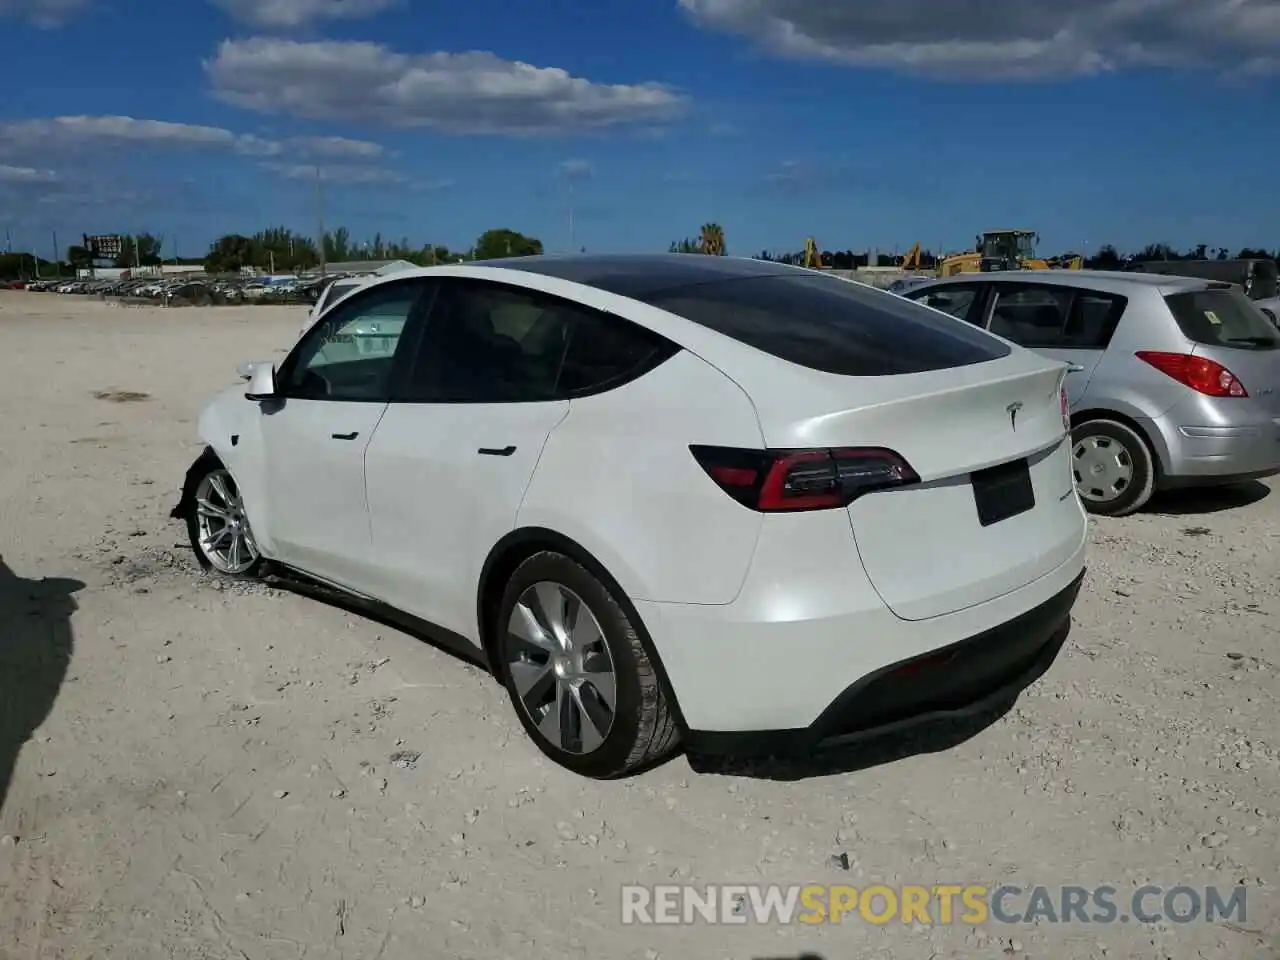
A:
[0, 290, 1277, 960]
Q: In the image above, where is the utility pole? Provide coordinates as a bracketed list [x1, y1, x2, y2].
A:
[52, 230, 59, 278]
[315, 165, 327, 277]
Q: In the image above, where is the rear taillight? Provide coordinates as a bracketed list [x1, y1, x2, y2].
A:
[690, 445, 919, 512]
[1059, 381, 1070, 433]
[1135, 351, 1247, 397]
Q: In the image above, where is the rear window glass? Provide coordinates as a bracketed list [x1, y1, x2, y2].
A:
[1165, 289, 1279, 351]
[641, 273, 1010, 376]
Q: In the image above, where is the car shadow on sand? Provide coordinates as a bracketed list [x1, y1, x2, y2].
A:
[0, 557, 83, 811]
[257, 563, 1030, 784]
[1145, 479, 1271, 516]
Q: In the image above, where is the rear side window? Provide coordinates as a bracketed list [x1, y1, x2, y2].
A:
[1063, 292, 1126, 348]
[1165, 289, 1279, 350]
[404, 279, 673, 403]
[642, 273, 1009, 376]
[557, 309, 672, 394]
[911, 285, 983, 325]
[987, 285, 1074, 348]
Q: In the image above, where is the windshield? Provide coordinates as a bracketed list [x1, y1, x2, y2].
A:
[1165, 288, 1280, 350]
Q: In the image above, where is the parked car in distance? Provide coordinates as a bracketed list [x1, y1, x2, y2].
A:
[173, 254, 1086, 778]
[886, 275, 937, 296]
[298, 275, 369, 339]
[904, 270, 1280, 516]
[1254, 296, 1280, 328]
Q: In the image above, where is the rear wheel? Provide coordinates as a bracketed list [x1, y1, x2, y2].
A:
[186, 461, 262, 578]
[1071, 418, 1155, 517]
[495, 551, 679, 778]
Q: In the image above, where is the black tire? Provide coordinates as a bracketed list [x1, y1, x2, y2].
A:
[182, 453, 263, 580]
[1071, 418, 1155, 517]
[495, 551, 680, 778]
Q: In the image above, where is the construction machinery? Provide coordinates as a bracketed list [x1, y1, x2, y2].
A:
[901, 242, 922, 271]
[803, 237, 826, 269]
[937, 230, 1082, 276]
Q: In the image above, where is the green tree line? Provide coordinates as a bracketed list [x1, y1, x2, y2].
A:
[2, 229, 1278, 281]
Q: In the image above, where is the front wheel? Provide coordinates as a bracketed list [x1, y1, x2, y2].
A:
[495, 551, 680, 778]
[1071, 419, 1155, 517]
[185, 460, 262, 578]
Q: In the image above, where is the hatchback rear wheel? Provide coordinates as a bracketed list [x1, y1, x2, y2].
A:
[1071, 419, 1155, 517]
[495, 551, 679, 778]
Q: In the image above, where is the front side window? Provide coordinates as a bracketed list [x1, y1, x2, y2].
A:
[404, 280, 673, 402]
[986, 284, 1073, 348]
[281, 279, 427, 401]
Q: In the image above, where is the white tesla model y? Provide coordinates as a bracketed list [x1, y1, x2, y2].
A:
[172, 254, 1087, 778]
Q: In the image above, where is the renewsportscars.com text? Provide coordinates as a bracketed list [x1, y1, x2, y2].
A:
[620, 883, 1248, 926]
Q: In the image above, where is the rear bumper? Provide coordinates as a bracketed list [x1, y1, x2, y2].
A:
[1152, 413, 1280, 485]
[635, 519, 1087, 745]
[677, 570, 1082, 758]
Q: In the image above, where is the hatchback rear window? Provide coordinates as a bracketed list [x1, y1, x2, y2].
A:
[641, 273, 1011, 376]
[1165, 288, 1279, 351]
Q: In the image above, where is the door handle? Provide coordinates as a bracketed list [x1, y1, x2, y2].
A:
[1066, 363, 1085, 373]
[478, 445, 516, 456]
[331, 431, 359, 440]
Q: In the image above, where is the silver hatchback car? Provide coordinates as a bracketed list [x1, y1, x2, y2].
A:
[903, 270, 1280, 516]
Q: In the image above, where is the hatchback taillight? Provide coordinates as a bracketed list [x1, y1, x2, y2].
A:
[1135, 351, 1247, 397]
[690, 445, 919, 512]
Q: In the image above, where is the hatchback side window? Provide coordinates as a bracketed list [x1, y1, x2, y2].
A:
[279, 279, 426, 401]
[987, 285, 1073, 348]
[912, 285, 982, 324]
[1061, 291, 1126, 348]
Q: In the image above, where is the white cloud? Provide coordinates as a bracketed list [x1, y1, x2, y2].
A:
[558, 158, 593, 177]
[0, 0, 89, 27]
[289, 135, 385, 159]
[211, 0, 397, 29]
[0, 164, 58, 183]
[261, 161, 405, 184]
[0, 115, 385, 161]
[678, 0, 1280, 79]
[205, 38, 688, 134]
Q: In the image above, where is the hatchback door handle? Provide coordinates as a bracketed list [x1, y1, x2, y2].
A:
[331, 431, 359, 440]
[478, 445, 516, 456]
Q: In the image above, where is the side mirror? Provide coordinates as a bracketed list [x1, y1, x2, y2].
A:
[244, 363, 278, 401]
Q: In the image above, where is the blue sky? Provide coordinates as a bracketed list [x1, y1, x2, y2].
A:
[0, 0, 1277, 260]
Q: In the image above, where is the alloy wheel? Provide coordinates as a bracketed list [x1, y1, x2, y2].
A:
[505, 581, 617, 755]
[194, 469, 259, 574]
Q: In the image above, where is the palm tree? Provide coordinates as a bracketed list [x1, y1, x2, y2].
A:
[699, 223, 726, 256]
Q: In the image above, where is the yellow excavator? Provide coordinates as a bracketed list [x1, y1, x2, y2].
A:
[803, 237, 826, 269]
[938, 230, 1082, 276]
[901, 242, 923, 271]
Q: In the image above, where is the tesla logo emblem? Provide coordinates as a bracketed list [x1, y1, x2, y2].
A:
[1007, 401, 1023, 430]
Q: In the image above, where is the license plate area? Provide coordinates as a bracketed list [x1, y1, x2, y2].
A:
[972, 458, 1034, 526]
